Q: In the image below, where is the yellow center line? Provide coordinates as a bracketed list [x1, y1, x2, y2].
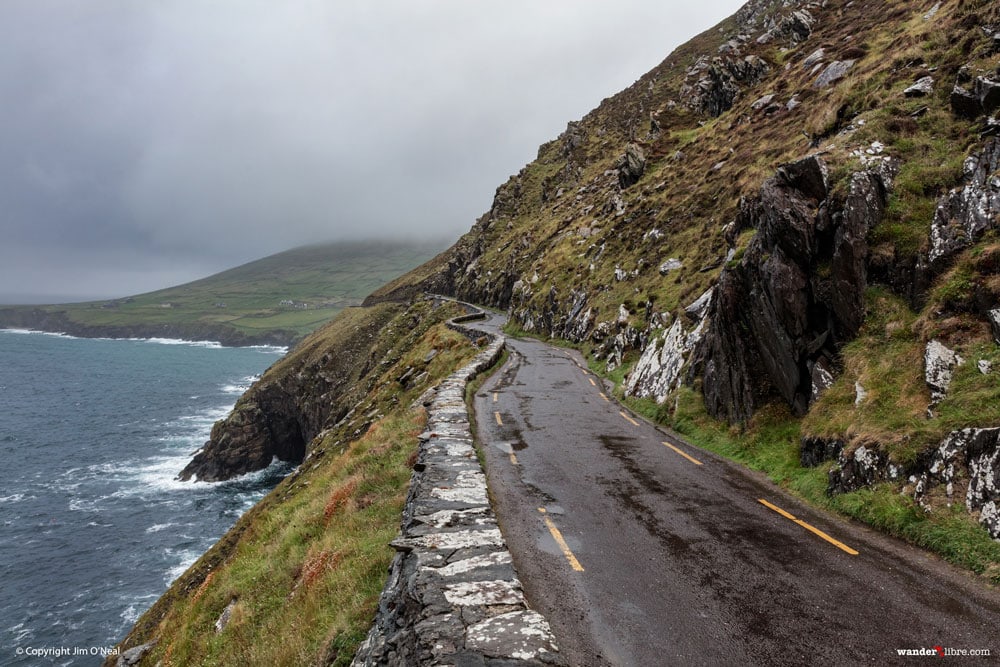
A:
[758, 498, 859, 555]
[588, 378, 596, 387]
[599, 393, 610, 402]
[494, 411, 503, 426]
[663, 442, 703, 466]
[493, 392, 498, 403]
[509, 451, 519, 466]
[538, 508, 584, 572]
[619, 411, 639, 427]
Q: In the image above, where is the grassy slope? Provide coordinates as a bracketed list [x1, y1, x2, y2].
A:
[113, 299, 483, 665]
[452, 0, 1000, 580]
[2, 241, 443, 340]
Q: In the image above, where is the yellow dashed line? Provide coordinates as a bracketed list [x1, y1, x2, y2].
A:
[663, 442, 703, 466]
[758, 499, 859, 556]
[599, 393, 610, 402]
[619, 411, 639, 427]
[494, 412, 503, 426]
[493, 392, 498, 403]
[588, 378, 596, 387]
[509, 451, 519, 466]
[539, 508, 584, 572]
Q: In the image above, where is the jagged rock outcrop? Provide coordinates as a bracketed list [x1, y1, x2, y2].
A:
[682, 55, 770, 117]
[617, 143, 646, 188]
[928, 138, 1000, 269]
[625, 316, 705, 404]
[800, 436, 844, 468]
[695, 155, 896, 423]
[950, 73, 1000, 119]
[755, 9, 814, 45]
[827, 444, 904, 494]
[180, 303, 415, 481]
[914, 428, 1000, 539]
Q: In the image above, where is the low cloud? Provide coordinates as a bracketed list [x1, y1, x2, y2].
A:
[0, 0, 743, 301]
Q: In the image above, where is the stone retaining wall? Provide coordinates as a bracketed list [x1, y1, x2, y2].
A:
[352, 312, 563, 666]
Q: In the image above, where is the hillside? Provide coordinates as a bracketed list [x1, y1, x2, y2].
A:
[373, 0, 1000, 562]
[0, 241, 443, 346]
[113, 0, 1000, 664]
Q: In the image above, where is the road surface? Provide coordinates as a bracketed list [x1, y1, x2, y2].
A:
[468, 311, 1000, 666]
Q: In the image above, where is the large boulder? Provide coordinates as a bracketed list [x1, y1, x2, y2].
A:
[951, 76, 1000, 119]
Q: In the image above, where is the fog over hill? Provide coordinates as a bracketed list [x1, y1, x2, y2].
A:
[0, 0, 743, 302]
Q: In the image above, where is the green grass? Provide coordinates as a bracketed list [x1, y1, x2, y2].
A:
[667, 386, 1000, 584]
[115, 301, 483, 665]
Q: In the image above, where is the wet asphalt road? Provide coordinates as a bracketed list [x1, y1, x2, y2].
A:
[467, 312, 1000, 666]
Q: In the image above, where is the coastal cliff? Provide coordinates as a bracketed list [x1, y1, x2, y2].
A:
[116, 1, 1000, 664]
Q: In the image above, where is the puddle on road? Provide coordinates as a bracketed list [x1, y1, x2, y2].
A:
[598, 434, 639, 451]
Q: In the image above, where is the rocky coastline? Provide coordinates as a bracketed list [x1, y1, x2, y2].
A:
[0, 307, 297, 347]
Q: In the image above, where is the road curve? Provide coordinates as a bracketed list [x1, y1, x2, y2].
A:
[467, 311, 1000, 666]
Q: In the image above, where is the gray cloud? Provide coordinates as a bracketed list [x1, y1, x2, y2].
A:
[0, 0, 744, 302]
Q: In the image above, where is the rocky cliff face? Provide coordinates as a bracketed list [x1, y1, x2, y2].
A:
[178, 301, 478, 482]
[174, 0, 1000, 598]
[180, 304, 405, 481]
[363, 0, 1000, 538]
[695, 154, 896, 422]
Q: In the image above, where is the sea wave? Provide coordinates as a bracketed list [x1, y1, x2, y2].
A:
[248, 344, 289, 354]
[145, 522, 178, 533]
[0, 328, 75, 338]
[164, 548, 203, 584]
[138, 337, 223, 349]
[119, 594, 158, 627]
[220, 374, 260, 394]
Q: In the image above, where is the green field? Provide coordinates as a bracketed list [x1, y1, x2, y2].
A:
[0, 240, 444, 344]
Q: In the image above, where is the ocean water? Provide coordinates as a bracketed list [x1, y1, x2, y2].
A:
[0, 330, 293, 665]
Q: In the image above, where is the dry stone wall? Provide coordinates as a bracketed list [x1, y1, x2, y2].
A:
[353, 311, 563, 666]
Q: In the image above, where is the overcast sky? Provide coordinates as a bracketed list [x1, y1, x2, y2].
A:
[0, 0, 744, 303]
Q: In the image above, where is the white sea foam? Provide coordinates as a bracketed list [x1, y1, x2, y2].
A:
[164, 549, 201, 583]
[173, 408, 231, 424]
[119, 594, 157, 626]
[249, 344, 288, 354]
[145, 522, 177, 533]
[8, 622, 33, 643]
[68, 495, 115, 512]
[0, 328, 75, 339]
[0, 492, 26, 503]
[140, 337, 223, 349]
[220, 375, 259, 394]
